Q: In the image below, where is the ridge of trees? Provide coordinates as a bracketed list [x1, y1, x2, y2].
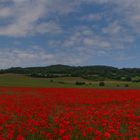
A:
[0, 64, 140, 82]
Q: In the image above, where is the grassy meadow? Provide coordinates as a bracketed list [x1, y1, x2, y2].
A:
[0, 73, 139, 88]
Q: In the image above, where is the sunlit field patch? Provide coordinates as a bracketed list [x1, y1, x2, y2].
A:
[0, 87, 139, 140]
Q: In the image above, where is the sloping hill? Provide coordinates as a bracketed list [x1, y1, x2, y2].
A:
[0, 64, 140, 81]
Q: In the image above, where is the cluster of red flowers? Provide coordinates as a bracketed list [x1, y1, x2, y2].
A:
[0, 87, 139, 140]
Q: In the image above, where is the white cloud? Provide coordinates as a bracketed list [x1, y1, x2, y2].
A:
[0, 0, 50, 36]
[0, 7, 12, 18]
[61, 26, 126, 50]
[0, 0, 140, 37]
[102, 21, 122, 35]
[82, 0, 140, 34]
[0, 47, 54, 68]
[0, 46, 88, 69]
[105, 0, 140, 34]
[0, 0, 139, 68]
[35, 21, 62, 34]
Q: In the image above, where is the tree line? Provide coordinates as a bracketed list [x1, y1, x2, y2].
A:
[0, 64, 140, 82]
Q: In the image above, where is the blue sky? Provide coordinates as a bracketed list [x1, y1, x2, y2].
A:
[0, 0, 140, 68]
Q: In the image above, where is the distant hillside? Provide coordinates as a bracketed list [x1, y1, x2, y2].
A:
[0, 64, 140, 82]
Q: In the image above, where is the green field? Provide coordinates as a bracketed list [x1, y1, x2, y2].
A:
[0, 73, 140, 88]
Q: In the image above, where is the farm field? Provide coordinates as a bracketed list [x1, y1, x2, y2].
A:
[0, 87, 139, 139]
[1, 0, 140, 140]
[0, 74, 140, 88]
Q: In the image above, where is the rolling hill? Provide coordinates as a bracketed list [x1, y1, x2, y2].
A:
[0, 64, 140, 82]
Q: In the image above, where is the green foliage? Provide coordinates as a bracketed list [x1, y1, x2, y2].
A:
[0, 64, 140, 82]
[122, 76, 132, 81]
[75, 81, 85, 85]
[58, 81, 65, 84]
[124, 84, 129, 87]
[99, 81, 105, 87]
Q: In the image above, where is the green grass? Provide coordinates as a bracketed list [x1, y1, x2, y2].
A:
[0, 73, 140, 88]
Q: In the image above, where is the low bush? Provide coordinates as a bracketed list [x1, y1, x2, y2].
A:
[99, 81, 105, 87]
[75, 81, 85, 85]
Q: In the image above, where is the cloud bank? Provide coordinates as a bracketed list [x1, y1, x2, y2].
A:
[0, 0, 139, 68]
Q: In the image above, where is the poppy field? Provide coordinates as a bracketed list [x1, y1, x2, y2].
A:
[0, 87, 140, 140]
